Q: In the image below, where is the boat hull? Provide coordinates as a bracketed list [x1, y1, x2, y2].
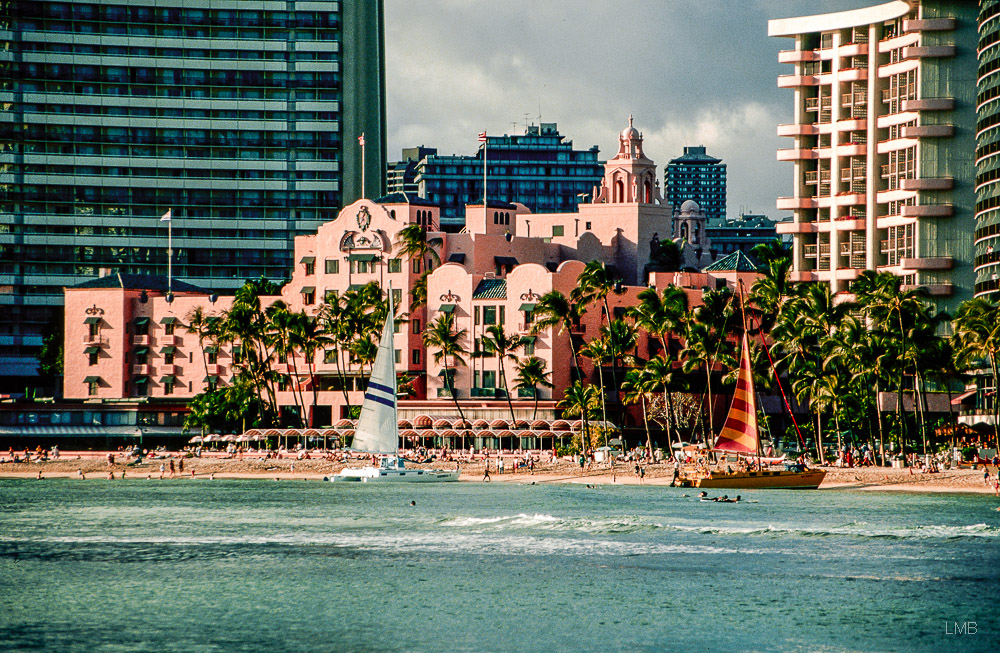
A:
[689, 469, 826, 490]
[328, 466, 460, 483]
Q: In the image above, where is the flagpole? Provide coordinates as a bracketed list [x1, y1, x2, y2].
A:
[167, 209, 172, 293]
[360, 132, 366, 199]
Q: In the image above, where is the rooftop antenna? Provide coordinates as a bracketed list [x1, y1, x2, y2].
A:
[523, 112, 530, 131]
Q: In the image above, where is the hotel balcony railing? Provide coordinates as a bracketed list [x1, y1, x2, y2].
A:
[903, 18, 956, 33]
[159, 364, 178, 376]
[132, 364, 150, 375]
[881, 84, 916, 104]
[206, 364, 223, 376]
[132, 335, 150, 346]
[900, 204, 954, 218]
[83, 334, 107, 346]
[803, 244, 831, 258]
[841, 91, 868, 107]
[901, 124, 954, 138]
[803, 97, 832, 112]
[902, 45, 956, 60]
[160, 334, 179, 346]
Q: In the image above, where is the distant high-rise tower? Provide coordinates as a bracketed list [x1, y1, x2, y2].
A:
[0, 1, 386, 393]
[977, 0, 1000, 298]
[770, 1, 977, 313]
[664, 146, 727, 225]
[413, 123, 604, 231]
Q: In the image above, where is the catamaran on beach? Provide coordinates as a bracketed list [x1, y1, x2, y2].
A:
[328, 287, 459, 483]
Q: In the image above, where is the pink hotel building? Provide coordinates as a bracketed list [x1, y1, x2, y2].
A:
[769, 0, 976, 312]
[63, 122, 751, 432]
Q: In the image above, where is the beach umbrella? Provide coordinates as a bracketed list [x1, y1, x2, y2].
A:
[222, 434, 237, 442]
[188, 435, 203, 444]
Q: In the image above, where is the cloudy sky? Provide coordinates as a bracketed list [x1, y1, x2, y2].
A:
[384, 0, 869, 220]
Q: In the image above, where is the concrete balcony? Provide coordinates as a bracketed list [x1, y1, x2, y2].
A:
[837, 143, 867, 156]
[877, 111, 920, 129]
[901, 98, 954, 112]
[900, 256, 953, 270]
[206, 364, 223, 376]
[83, 334, 107, 346]
[778, 74, 820, 88]
[833, 218, 866, 230]
[776, 221, 819, 234]
[876, 215, 917, 229]
[790, 271, 819, 282]
[901, 124, 954, 138]
[903, 18, 956, 32]
[832, 268, 864, 280]
[901, 204, 953, 218]
[159, 364, 178, 376]
[777, 148, 820, 161]
[777, 123, 818, 136]
[835, 118, 866, 132]
[877, 59, 920, 78]
[900, 177, 953, 191]
[877, 137, 920, 154]
[902, 283, 953, 296]
[838, 42, 868, 57]
[838, 68, 868, 83]
[878, 33, 920, 53]
[778, 49, 820, 63]
[876, 188, 918, 204]
[776, 197, 818, 210]
[902, 45, 956, 59]
[132, 364, 150, 375]
[132, 335, 150, 346]
[159, 334, 180, 346]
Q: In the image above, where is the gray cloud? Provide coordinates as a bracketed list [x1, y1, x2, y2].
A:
[385, 0, 867, 219]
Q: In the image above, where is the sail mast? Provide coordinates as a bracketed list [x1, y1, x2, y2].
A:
[350, 284, 399, 455]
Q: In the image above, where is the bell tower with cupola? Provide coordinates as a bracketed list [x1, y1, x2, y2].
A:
[592, 116, 661, 205]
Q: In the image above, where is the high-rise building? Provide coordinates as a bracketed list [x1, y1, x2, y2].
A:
[386, 146, 437, 195]
[664, 146, 727, 225]
[977, 1, 1000, 298]
[769, 1, 977, 313]
[0, 1, 386, 393]
[412, 123, 604, 230]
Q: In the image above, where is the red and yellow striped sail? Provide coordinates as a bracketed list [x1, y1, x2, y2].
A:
[714, 333, 758, 454]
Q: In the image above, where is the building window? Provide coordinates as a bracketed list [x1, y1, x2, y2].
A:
[303, 291, 315, 305]
[135, 350, 148, 365]
[483, 306, 497, 325]
[585, 222, 592, 230]
[523, 338, 535, 356]
[411, 349, 421, 364]
[392, 289, 402, 306]
[552, 225, 564, 237]
[207, 350, 218, 365]
[325, 259, 339, 274]
[482, 370, 496, 389]
[89, 323, 100, 338]
[474, 305, 481, 325]
[88, 380, 99, 396]
[164, 352, 175, 365]
[412, 259, 421, 274]
[304, 261, 315, 275]
[134, 382, 147, 397]
[324, 350, 337, 364]
[165, 322, 175, 335]
[88, 351, 98, 366]
[499, 306, 505, 325]
[412, 319, 421, 334]
[164, 379, 175, 395]
[395, 349, 401, 364]
[388, 258, 402, 273]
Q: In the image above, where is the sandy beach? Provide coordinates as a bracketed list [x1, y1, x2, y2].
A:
[2, 452, 997, 494]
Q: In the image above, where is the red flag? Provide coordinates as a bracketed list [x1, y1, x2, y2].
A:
[478, 131, 487, 142]
[358, 133, 365, 146]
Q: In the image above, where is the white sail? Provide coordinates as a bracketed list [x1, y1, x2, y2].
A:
[350, 290, 399, 455]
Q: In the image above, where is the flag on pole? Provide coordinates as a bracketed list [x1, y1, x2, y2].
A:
[358, 133, 365, 146]
[160, 208, 172, 222]
[478, 131, 487, 142]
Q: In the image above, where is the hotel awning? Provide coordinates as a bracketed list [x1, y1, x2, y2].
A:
[160, 375, 177, 384]
[83, 375, 101, 383]
[438, 304, 456, 313]
[495, 256, 518, 267]
[300, 286, 316, 294]
[204, 345, 219, 353]
[437, 369, 455, 376]
[448, 253, 466, 263]
[299, 256, 316, 263]
[951, 390, 976, 405]
[133, 347, 150, 355]
[84, 317, 101, 325]
[518, 303, 536, 312]
[134, 317, 150, 326]
[159, 346, 177, 354]
[348, 284, 365, 291]
[159, 316, 178, 324]
[83, 346, 101, 354]
[348, 253, 378, 262]
[520, 335, 536, 343]
[133, 376, 149, 384]
[203, 375, 219, 382]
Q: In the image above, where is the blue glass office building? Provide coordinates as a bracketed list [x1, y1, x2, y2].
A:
[664, 146, 727, 225]
[0, 1, 386, 392]
[412, 123, 604, 230]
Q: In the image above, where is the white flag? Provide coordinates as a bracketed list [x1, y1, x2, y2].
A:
[160, 209, 172, 222]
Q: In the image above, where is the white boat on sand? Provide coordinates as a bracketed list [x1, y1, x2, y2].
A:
[328, 287, 459, 483]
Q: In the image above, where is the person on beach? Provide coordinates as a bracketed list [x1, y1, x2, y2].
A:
[169, 460, 175, 478]
[178, 459, 184, 474]
[639, 466, 645, 484]
[36, 470, 42, 480]
[483, 461, 491, 482]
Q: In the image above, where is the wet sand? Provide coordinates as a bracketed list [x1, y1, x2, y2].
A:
[2, 453, 996, 494]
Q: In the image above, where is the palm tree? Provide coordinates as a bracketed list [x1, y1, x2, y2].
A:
[749, 239, 791, 332]
[597, 317, 638, 427]
[953, 297, 1000, 452]
[621, 368, 655, 457]
[289, 312, 332, 428]
[396, 223, 442, 306]
[574, 260, 625, 326]
[185, 305, 216, 389]
[423, 312, 470, 425]
[513, 356, 553, 420]
[480, 325, 523, 422]
[532, 290, 591, 443]
[557, 381, 601, 451]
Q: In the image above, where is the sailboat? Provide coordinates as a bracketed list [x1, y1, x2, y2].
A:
[681, 331, 826, 490]
[329, 287, 460, 483]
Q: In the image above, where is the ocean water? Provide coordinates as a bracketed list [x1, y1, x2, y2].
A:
[0, 480, 997, 652]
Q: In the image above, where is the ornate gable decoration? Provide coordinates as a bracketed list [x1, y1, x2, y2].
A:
[356, 205, 372, 232]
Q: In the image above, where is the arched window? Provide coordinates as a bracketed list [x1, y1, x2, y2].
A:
[681, 223, 689, 240]
[643, 181, 651, 204]
[614, 179, 625, 203]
